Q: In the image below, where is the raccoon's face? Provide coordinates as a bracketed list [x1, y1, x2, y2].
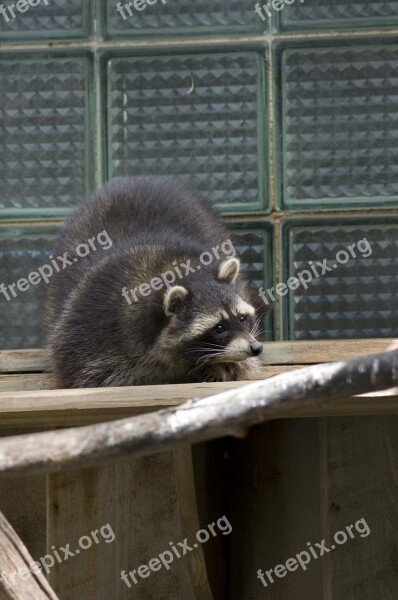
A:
[161, 257, 263, 368]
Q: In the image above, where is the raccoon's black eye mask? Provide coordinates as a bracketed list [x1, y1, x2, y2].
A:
[214, 324, 226, 334]
[212, 313, 252, 336]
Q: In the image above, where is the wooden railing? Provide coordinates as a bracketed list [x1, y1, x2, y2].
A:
[0, 340, 398, 599]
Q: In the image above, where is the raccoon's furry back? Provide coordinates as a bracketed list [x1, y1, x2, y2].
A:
[44, 176, 245, 388]
[45, 176, 226, 324]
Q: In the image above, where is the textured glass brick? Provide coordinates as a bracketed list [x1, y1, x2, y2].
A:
[277, 0, 398, 31]
[105, 52, 268, 214]
[0, 226, 58, 349]
[0, 54, 93, 218]
[282, 219, 398, 340]
[0, 0, 91, 39]
[278, 44, 398, 210]
[230, 222, 274, 340]
[104, 0, 263, 38]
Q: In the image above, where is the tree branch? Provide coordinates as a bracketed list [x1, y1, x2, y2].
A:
[0, 349, 398, 478]
[0, 511, 59, 599]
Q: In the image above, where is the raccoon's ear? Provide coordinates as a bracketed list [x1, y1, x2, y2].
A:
[164, 286, 189, 316]
[218, 257, 240, 285]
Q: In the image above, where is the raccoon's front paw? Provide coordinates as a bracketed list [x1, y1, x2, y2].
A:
[202, 374, 219, 383]
[201, 364, 236, 383]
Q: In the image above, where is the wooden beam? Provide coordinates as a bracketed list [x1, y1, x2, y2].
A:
[0, 372, 398, 428]
[0, 350, 45, 374]
[1, 340, 398, 373]
[0, 511, 58, 599]
[0, 348, 398, 477]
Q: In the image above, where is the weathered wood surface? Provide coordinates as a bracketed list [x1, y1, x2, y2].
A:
[0, 350, 46, 374]
[0, 348, 398, 477]
[325, 415, 398, 599]
[1, 340, 398, 373]
[1, 377, 398, 428]
[0, 374, 53, 393]
[48, 448, 210, 600]
[0, 510, 58, 600]
[229, 420, 323, 599]
[0, 366, 299, 394]
[0, 430, 47, 561]
[227, 415, 398, 599]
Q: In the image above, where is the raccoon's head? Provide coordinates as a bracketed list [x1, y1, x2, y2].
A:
[160, 257, 264, 372]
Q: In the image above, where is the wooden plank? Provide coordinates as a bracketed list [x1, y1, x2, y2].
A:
[48, 450, 209, 600]
[228, 420, 323, 599]
[0, 366, 298, 394]
[263, 339, 398, 366]
[2, 339, 398, 374]
[192, 440, 229, 600]
[173, 447, 214, 600]
[326, 416, 398, 598]
[0, 430, 47, 561]
[0, 382, 398, 428]
[0, 374, 53, 393]
[3, 349, 398, 478]
[0, 350, 45, 374]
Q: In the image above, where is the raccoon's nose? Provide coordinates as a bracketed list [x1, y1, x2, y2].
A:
[250, 341, 263, 356]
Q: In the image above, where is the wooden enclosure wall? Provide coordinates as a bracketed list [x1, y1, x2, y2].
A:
[228, 416, 398, 599]
[1, 341, 397, 598]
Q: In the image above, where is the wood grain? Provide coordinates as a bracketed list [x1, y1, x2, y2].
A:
[325, 416, 398, 599]
[48, 451, 206, 600]
[1, 340, 398, 374]
[0, 350, 46, 374]
[1, 348, 398, 477]
[0, 510, 58, 599]
[228, 420, 323, 599]
[1, 378, 398, 429]
[0, 429, 47, 560]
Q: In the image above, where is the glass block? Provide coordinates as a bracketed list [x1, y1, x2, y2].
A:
[105, 52, 268, 214]
[229, 221, 274, 340]
[277, 43, 398, 210]
[0, 53, 94, 219]
[0, 226, 59, 350]
[0, 0, 91, 40]
[276, 0, 398, 31]
[282, 219, 398, 340]
[104, 0, 264, 38]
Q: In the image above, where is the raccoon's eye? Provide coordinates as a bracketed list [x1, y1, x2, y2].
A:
[239, 315, 247, 323]
[214, 324, 226, 334]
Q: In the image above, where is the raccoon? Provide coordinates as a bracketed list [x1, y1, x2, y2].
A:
[45, 177, 266, 388]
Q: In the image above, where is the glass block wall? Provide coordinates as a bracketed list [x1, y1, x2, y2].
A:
[0, 0, 397, 348]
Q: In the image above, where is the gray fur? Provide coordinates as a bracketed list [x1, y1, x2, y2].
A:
[44, 177, 265, 388]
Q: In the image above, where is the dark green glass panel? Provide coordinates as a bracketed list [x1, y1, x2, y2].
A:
[0, 0, 92, 40]
[276, 0, 398, 31]
[0, 53, 93, 219]
[229, 221, 274, 340]
[282, 219, 398, 340]
[0, 226, 58, 349]
[104, 0, 264, 38]
[277, 43, 398, 210]
[105, 51, 268, 214]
